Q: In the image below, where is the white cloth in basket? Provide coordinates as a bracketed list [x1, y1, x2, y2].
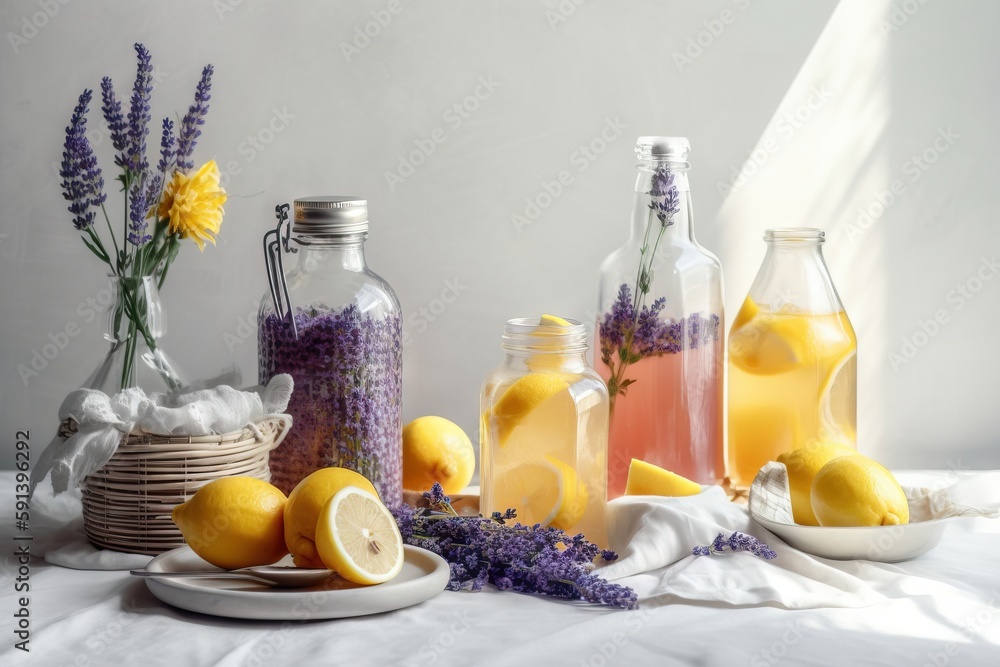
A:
[29, 374, 294, 497]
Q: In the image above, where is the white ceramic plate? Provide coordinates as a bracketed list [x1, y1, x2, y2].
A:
[143, 545, 451, 620]
[752, 513, 950, 562]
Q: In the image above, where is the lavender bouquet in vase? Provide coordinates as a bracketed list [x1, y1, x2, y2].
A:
[59, 43, 226, 394]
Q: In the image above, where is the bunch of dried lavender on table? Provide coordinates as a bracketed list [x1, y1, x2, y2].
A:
[394, 484, 638, 610]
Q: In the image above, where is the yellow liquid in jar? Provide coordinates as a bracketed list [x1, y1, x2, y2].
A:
[727, 298, 857, 489]
[480, 374, 608, 546]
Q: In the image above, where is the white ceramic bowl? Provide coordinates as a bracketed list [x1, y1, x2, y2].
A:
[748, 461, 952, 562]
[752, 513, 949, 562]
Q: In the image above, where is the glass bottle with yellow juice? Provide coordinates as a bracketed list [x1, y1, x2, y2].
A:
[727, 228, 856, 490]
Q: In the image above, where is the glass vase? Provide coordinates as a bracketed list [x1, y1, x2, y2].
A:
[83, 273, 186, 395]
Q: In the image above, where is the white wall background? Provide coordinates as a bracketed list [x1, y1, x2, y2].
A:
[2, 0, 997, 471]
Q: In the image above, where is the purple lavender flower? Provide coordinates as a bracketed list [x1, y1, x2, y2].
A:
[60, 90, 106, 230]
[259, 305, 402, 505]
[125, 43, 153, 174]
[121, 43, 154, 246]
[157, 117, 176, 175]
[599, 283, 720, 370]
[99, 76, 128, 155]
[692, 531, 777, 560]
[176, 64, 214, 172]
[127, 180, 150, 246]
[394, 485, 638, 609]
[648, 166, 680, 226]
[599, 165, 697, 406]
[142, 117, 176, 207]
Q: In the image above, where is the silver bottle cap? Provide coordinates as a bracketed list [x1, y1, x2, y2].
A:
[293, 197, 368, 236]
[635, 136, 690, 162]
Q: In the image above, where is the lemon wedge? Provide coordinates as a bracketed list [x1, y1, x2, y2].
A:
[540, 314, 572, 327]
[526, 314, 574, 372]
[624, 459, 702, 497]
[489, 372, 570, 446]
[315, 486, 403, 585]
[729, 315, 810, 375]
[493, 455, 588, 530]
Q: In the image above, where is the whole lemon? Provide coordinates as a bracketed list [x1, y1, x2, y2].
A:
[284, 467, 378, 568]
[172, 477, 288, 570]
[777, 442, 855, 525]
[810, 455, 910, 527]
[402, 416, 475, 494]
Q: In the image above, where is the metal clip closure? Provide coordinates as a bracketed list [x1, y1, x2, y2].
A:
[263, 203, 298, 339]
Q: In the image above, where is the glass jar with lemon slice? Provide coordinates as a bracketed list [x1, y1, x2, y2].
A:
[480, 316, 609, 546]
[727, 228, 857, 490]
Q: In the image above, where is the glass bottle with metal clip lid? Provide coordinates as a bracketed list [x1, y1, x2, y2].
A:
[258, 197, 402, 504]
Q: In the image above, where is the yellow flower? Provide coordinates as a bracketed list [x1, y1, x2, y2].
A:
[156, 160, 227, 251]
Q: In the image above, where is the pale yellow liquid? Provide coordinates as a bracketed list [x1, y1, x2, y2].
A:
[727, 298, 857, 488]
[480, 375, 608, 546]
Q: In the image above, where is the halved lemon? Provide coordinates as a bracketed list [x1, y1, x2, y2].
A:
[493, 455, 588, 531]
[315, 486, 404, 585]
[489, 373, 570, 446]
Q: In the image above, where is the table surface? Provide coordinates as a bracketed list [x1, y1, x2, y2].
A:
[3, 470, 1000, 667]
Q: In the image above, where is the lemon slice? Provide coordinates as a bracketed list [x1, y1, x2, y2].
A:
[624, 459, 702, 497]
[489, 372, 570, 446]
[817, 349, 857, 443]
[493, 455, 588, 531]
[315, 486, 403, 585]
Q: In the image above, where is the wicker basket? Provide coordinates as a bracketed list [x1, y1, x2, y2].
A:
[61, 415, 292, 556]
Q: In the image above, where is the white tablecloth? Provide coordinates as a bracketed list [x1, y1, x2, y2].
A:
[3, 471, 1000, 666]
